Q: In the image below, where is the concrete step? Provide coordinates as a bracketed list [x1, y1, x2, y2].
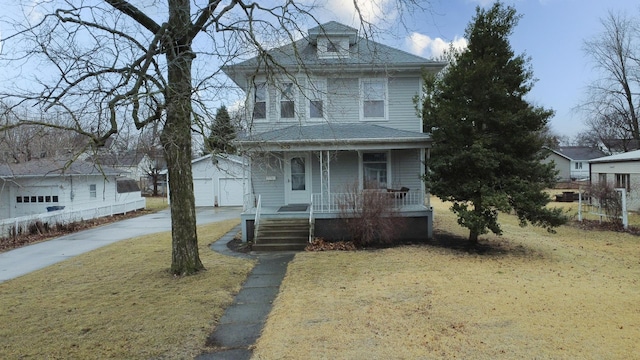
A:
[255, 218, 310, 251]
[252, 242, 308, 251]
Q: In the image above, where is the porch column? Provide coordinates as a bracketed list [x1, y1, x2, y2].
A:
[320, 150, 331, 211]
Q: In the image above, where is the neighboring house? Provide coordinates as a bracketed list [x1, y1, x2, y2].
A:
[166, 154, 247, 207]
[543, 146, 606, 181]
[590, 149, 640, 211]
[223, 21, 446, 247]
[91, 151, 155, 184]
[0, 158, 144, 220]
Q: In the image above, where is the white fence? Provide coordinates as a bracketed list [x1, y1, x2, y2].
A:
[578, 188, 628, 229]
[0, 199, 146, 238]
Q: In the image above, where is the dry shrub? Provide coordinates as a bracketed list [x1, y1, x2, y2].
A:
[337, 181, 404, 247]
[586, 181, 623, 224]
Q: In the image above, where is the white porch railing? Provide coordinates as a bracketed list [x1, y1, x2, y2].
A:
[0, 199, 146, 238]
[253, 194, 262, 241]
[311, 189, 426, 213]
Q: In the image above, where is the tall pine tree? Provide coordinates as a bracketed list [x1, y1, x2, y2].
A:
[422, 2, 565, 243]
[205, 105, 236, 154]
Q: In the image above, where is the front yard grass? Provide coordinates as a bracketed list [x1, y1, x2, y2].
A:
[0, 219, 254, 359]
[252, 197, 640, 359]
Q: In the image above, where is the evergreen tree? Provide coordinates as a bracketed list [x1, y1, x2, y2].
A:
[422, 2, 566, 243]
[205, 105, 236, 154]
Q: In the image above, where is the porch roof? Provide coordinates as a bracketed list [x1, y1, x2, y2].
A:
[237, 123, 431, 151]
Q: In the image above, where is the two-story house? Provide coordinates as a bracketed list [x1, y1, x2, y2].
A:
[223, 21, 446, 249]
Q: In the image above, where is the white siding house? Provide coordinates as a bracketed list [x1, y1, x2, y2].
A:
[590, 150, 640, 211]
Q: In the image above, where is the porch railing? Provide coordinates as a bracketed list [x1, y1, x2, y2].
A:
[253, 194, 262, 241]
[311, 189, 426, 213]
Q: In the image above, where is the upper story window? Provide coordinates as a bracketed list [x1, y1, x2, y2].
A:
[278, 82, 296, 120]
[307, 79, 327, 120]
[361, 78, 387, 121]
[252, 82, 267, 120]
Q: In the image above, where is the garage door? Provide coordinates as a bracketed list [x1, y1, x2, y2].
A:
[193, 178, 214, 207]
[218, 178, 244, 206]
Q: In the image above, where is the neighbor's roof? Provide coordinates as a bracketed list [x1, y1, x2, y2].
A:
[547, 146, 606, 161]
[223, 21, 446, 89]
[237, 123, 431, 151]
[0, 158, 125, 178]
[589, 149, 640, 163]
[91, 151, 148, 167]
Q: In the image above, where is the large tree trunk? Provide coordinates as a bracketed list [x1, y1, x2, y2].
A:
[162, 0, 204, 275]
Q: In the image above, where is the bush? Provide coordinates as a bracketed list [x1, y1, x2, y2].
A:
[586, 182, 623, 225]
[336, 181, 405, 247]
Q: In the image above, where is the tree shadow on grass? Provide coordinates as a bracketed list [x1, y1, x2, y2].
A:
[423, 229, 543, 259]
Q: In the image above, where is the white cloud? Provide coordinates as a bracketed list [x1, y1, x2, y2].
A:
[406, 32, 468, 59]
[308, 0, 399, 27]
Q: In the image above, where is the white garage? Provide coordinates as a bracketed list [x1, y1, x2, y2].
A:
[167, 154, 247, 207]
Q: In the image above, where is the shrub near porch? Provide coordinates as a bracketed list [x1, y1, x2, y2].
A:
[252, 197, 640, 359]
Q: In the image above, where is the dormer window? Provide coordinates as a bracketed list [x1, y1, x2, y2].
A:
[318, 37, 349, 59]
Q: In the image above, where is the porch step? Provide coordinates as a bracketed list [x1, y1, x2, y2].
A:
[254, 218, 309, 251]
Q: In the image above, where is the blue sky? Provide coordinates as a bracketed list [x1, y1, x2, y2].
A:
[2, 0, 638, 139]
[400, 0, 640, 138]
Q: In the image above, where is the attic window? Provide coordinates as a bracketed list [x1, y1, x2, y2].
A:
[318, 37, 348, 59]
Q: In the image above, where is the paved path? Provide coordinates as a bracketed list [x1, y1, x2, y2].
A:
[199, 229, 295, 359]
[0, 206, 296, 359]
[0, 206, 242, 283]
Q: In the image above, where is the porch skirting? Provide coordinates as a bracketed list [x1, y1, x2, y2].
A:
[241, 208, 432, 243]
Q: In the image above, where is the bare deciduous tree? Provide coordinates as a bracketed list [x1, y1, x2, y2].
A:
[581, 10, 640, 151]
[0, 1, 425, 275]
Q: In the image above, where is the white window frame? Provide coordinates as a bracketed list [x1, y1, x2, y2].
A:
[251, 81, 268, 122]
[307, 78, 327, 121]
[574, 161, 583, 170]
[359, 151, 391, 190]
[89, 184, 97, 199]
[615, 173, 630, 191]
[317, 37, 349, 59]
[360, 78, 388, 121]
[277, 81, 297, 122]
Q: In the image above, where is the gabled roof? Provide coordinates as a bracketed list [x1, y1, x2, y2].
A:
[223, 21, 446, 89]
[546, 146, 606, 161]
[237, 123, 431, 151]
[590, 149, 640, 163]
[92, 151, 148, 167]
[0, 158, 124, 178]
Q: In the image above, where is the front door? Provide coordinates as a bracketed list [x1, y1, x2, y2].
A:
[285, 153, 311, 204]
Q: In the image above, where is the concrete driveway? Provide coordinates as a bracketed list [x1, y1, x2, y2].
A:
[0, 206, 242, 283]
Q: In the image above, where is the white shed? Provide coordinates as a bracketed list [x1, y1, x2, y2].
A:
[166, 154, 247, 207]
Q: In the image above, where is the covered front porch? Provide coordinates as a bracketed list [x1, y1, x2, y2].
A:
[237, 123, 434, 245]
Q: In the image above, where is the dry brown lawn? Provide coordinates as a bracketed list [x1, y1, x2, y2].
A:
[252, 198, 640, 359]
[0, 219, 254, 359]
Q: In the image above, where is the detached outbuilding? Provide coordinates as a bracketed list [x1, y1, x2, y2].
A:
[0, 158, 144, 220]
[589, 149, 640, 211]
[165, 154, 247, 207]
